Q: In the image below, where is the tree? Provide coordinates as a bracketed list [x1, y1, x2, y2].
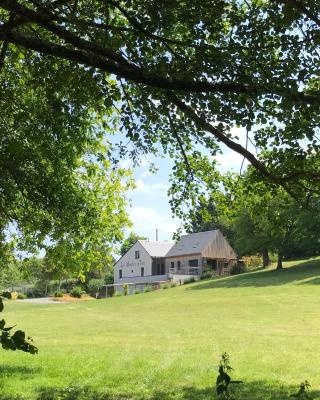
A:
[231, 184, 320, 269]
[120, 232, 147, 256]
[0, 0, 318, 205]
[0, 10, 134, 267]
[183, 169, 320, 269]
[0, 0, 320, 201]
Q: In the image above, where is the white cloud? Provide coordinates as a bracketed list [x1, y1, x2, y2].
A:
[118, 158, 132, 169]
[129, 206, 179, 240]
[132, 179, 169, 194]
[214, 126, 256, 173]
[215, 150, 248, 173]
[140, 169, 152, 178]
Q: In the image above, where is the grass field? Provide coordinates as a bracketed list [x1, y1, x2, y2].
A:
[2, 258, 320, 400]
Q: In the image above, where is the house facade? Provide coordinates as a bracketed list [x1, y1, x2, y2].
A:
[112, 230, 237, 294]
[166, 230, 237, 281]
[113, 240, 174, 293]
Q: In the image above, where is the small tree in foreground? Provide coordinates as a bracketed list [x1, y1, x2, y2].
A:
[216, 353, 243, 399]
[0, 297, 37, 354]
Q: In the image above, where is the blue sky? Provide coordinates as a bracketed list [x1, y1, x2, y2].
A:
[120, 126, 253, 242]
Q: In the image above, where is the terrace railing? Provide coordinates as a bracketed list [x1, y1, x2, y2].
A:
[169, 267, 199, 276]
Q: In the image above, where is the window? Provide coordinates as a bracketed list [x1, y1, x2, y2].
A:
[224, 261, 229, 269]
[135, 250, 140, 259]
[119, 269, 122, 279]
[141, 267, 144, 277]
[189, 259, 199, 268]
[170, 261, 174, 270]
[177, 261, 181, 270]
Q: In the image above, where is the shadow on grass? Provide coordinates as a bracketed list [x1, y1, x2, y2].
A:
[0, 365, 40, 376]
[0, 381, 308, 400]
[188, 259, 320, 290]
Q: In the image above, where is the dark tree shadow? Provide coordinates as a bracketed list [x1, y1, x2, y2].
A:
[0, 365, 40, 375]
[27, 380, 320, 400]
[188, 259, 320, 290]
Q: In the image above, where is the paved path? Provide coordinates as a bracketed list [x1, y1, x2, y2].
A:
[17, 297, 66, 304]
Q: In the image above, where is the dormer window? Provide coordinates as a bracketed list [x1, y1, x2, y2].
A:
[135, 250, 140, 259]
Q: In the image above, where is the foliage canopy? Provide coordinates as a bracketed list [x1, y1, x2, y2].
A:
[0, 0, 318, 206]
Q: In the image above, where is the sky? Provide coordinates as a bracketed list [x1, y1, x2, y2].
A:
[120, 126, 254, 242]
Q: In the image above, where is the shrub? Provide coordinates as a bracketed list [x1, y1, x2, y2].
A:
[70, 286, 84, 298]
[122, 284, 128, 296]
[104, 272, 114, 285]
[26, 287, 44, 298]
[1, 291, 12, 299]
[162, 283, 169, 289]
[61, 279, 79, 291]
[216, 353, 243, 398]
[113, 292, 122, 297]
[230, 263, 246, 275]
[144, 286, 151, 292]
[133, 289, 141, 295]
[290, 381, 311, 399]
[183, 277, 196, 284]
[242, 255, 262, 270]
[17, 293, 26, 300]
[87, 279, 104, 297]
[54, 291, 64, 298]
[200, 271, 213, 280]
[170, 282, 177, 288]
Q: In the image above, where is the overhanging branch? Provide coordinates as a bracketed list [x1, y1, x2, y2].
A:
[165, 92, 317, 201]
[0, 0, 318, 104]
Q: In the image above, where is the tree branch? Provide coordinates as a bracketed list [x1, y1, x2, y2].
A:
[0, 0, 138, 70]
[0, 0, 318, 104]
[0, 40, 8, 71]
[165, 92, 309, 201]
[279, 0, 320, 27]
[167, 112, 194, 180]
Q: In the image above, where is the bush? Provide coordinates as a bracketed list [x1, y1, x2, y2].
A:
[17, 293, 26, 300]
[230, 263, 247, 275]
[170, 282, 177, 288]
[113, 292, 122, 297]
[183, 277, 196, 284]
[87, 279, 104, 297]
[133, 289, 141, 295]
[70, 286, 84, 298]
[1, 291, 12, 299]
[26, 287, 45, 298]
[144, 286, 151, 292]
[162, 283, 169, 289]
[200, 271, 213, 280]
[61, 279, 79, 292]
[54, 291, 64, 298]
[122, 284, 128, 296]
[242, 255, 262, 270]
[104, 272, 114, 285]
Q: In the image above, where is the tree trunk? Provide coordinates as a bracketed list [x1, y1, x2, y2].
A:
[262, 249, 270, 268]
[276, 251, 283, 270]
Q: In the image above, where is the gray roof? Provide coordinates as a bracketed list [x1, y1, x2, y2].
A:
[139, 240, 174, 257]
[166, 230, 236, 258]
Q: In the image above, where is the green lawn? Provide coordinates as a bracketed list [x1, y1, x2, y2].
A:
[2, 258, 320, 400]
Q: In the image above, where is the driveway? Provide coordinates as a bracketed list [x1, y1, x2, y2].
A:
[16, 297, 66, 304]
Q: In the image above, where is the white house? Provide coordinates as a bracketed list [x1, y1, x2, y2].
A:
[113, 240, 174, 293]
[112, 230, 238, 294]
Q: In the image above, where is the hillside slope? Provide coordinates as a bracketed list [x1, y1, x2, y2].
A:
[2, 258, 320, 400]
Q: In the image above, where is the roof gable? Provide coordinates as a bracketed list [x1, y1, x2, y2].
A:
[139, 240, 174, 257]
[166, 230, 236, 258]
